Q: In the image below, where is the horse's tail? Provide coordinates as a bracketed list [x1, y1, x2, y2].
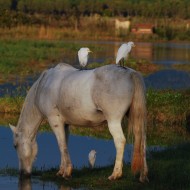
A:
[128, 71, 148, 176]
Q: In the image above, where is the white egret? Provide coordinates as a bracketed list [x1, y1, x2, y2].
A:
[78, 47, 92, 69]
[116, 41, 135, 67]
[88, 150, 96, 168]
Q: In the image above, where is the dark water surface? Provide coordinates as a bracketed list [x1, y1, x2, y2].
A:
[0, 126, 132, 169]
[0, 126, 163, 190]
[0, 125, 132, 190]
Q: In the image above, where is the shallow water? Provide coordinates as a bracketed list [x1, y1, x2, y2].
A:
[145, 69, 190, 89]
[0, 125, 163, 189]
[0, 126, 132, 169]
[0, 125, 132, 190]
[0, 176, 60, 190]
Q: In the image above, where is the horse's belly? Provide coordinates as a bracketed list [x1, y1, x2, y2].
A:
[63, 109, 105, 126]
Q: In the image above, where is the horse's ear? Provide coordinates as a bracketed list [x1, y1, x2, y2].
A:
[9, 124, 17, 133]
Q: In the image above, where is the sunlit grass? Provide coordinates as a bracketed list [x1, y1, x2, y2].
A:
[172, 63, 190, 72]
[0, 39, 113, 83]
[0, 39, 82, 82]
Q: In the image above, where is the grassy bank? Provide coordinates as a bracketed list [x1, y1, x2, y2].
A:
[1, 89, 190, 145]
[38, 143, 190, 190]
[0, 39, 160, 83]
[0, 39, 80, 83]
[1, 142, 190, 190]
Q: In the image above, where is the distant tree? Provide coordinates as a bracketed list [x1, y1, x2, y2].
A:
[0, 0, 11, 11]
[8, 0, 190, 20]
[11, 0, 18, 10]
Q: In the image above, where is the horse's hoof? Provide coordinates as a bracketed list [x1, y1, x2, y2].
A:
[63, 174, 72, 180]
[56, 171, 63, 176]
[139, 175, 149, 183]
[108, 173, 122, 180]
[108, 175, 116, 180]
[19, 170, 31, 179]
[56, 169, 64, 176]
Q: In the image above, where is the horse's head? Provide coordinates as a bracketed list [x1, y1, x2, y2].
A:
[9, 124, 38, 177]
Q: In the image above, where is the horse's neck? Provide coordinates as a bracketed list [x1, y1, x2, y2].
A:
[17, 83, 43, 137]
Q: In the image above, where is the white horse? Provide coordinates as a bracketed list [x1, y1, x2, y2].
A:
[10, 63, 148, 182]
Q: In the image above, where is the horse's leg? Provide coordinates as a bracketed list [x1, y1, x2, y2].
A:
[107, 120, 126, 180]
[64, 124, 70, 145]
[48, 115, 72, 179]
[56, 124, 71, 177]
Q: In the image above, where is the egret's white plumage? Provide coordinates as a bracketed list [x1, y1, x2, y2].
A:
[116, 42, 135, 66]
[78, 47, 92, 68]
[88, 150, 96, 168]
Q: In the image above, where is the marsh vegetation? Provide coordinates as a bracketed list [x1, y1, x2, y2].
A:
[0, 0, 190, 186]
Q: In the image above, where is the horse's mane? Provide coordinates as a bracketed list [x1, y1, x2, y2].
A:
[16, 70, 47, 130]
[17, 63, 77, 129]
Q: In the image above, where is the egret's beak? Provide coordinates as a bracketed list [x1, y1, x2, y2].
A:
[133, 44, 136, 47]
[88, 50, 93, 53]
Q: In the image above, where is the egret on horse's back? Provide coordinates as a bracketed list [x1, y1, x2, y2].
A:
[10, 63, 148, 182]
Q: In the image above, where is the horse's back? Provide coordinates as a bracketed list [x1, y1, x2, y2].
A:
[34, 63, 136, 125]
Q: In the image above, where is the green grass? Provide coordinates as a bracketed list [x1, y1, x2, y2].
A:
[0, 39, 86, 81]
[147, 89, 190, 127]
[0, 39, 112, 83]
[172, 63, 190, 72]
[1, 143, 190, 190]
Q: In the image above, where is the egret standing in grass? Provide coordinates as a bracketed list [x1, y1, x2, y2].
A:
[78, 47, 92, 69]
[88, 150, 96, 168]
[116, 42, 135, 67]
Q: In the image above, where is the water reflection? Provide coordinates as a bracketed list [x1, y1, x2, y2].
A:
[18, 177, 72, 190]
[0, 175, 72, 190]
[69, 40, 190, 66]
[18, 177, 77, 190]
[19, 178, 31, 190]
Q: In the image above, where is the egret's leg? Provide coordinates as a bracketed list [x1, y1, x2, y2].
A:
[119, 58, 125, 67]
[122, 59, 125, 67]
[48, 115, 72, 179]
[107, 120, 126, 180]
[80, 66, 84, 70]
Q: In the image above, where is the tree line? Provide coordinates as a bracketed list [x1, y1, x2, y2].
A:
[1, 0, 190, 19]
